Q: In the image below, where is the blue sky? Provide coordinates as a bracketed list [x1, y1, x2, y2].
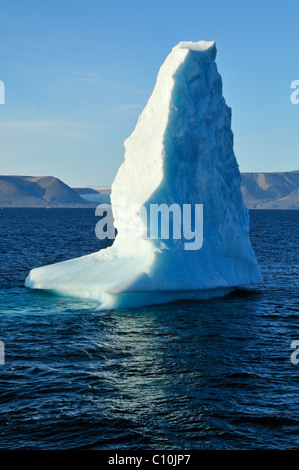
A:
[0, 0, 298, 186]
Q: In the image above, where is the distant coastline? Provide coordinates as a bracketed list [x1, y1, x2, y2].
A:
[0, 171, 298, 209]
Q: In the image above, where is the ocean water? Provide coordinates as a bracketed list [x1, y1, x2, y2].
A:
[0, 208, 298, 450]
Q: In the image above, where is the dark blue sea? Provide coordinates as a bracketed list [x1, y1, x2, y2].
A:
[0, 208, 298, 450]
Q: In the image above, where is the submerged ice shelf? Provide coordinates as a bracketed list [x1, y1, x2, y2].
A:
[25, 41, 262, 309]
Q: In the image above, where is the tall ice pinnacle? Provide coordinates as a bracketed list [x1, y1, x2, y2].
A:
[25, 41, 263, 309]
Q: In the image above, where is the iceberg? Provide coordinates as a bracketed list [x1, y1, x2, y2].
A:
[25, 41, 262, 309]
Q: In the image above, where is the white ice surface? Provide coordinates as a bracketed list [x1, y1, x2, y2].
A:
[25, 41, 262, 309]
